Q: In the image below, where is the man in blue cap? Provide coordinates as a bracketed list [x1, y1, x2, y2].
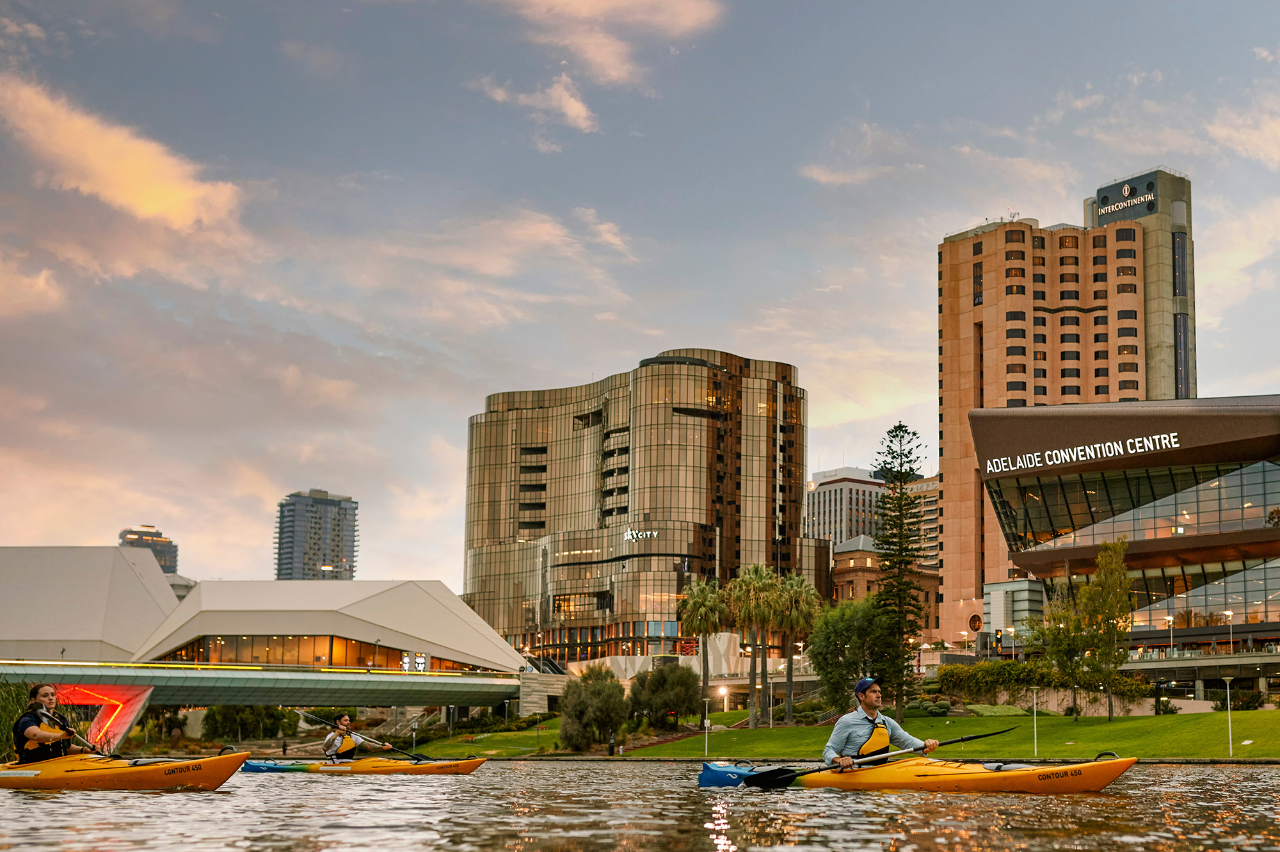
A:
[822, 676, 939, 770]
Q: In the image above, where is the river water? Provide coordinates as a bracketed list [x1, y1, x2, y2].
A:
[3, 762, 1278, 851]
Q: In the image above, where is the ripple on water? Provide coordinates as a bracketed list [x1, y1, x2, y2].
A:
[1, 763, 1278, 851]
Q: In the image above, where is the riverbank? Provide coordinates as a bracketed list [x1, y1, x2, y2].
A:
[629, 710, 1280, 760]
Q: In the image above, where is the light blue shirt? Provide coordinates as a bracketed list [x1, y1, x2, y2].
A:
[822, 706, 925, 765]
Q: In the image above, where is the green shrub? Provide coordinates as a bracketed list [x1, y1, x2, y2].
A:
[964, 703, 1030, 717]
[1208, 689, 1263, 712]
[934, 699, 951, 710]
[1156, 698, 1180, 715]
[927, 705, 948, 717]
[904, 708, 930, 719]
[906, 701, 921, 710]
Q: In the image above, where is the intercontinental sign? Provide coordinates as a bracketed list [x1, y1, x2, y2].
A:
[983, 431, 1182, 475]
[1097, 191, 1155, 216]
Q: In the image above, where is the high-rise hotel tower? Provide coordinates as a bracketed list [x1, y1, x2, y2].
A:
[937, 168, 1195, 642]
[462, 349, 832, 667]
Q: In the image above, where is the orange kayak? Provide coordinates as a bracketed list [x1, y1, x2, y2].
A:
[795, 755, 1137, 793]
[243, 756, 486, 775]
[0, 751, 248, 791]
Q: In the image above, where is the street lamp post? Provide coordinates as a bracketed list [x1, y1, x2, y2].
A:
[448, 705, 454, 740]
[1224, 676, 1235, 757]
[719, 686, 728, 714]
[1223, 610, 1234, 654]
[1006, 627, 1017, 660]
[704, 698, 711, 757]
[1029, 686, 1040, 757]
[1164, 615, 1175, 658]
[505, 699, 510, 724]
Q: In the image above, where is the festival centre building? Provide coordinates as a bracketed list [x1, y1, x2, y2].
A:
[968, 394, 1280, 660]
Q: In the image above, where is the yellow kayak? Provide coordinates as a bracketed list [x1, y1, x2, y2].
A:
[0, 751, 248, 791]
[242, 756, 486, 775]
[795, 755, 1136, 793]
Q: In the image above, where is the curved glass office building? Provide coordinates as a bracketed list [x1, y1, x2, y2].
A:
[970, 395, 1280, 649]
[462, 349, 832, 667]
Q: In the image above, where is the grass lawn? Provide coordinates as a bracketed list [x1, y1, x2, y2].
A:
[412, 717, 563, 758]
[677, 710, 750, 728]
[633, 710, 1280, 761]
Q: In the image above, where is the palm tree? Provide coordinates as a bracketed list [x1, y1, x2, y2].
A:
[679, 576, 729, 725]
[727, 564, 776, 730]
[775, 573, 821, 723]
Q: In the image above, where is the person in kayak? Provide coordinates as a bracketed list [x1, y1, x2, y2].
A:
[13, 683, 95, 764]
[823, 676, 939, 770]
[324, 713, 392, 762]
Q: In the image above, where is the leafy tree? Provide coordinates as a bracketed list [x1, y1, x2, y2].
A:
[775, 572, 821, 723]
[871, 421, 927, 722]
[808, 597, 882, 711]
[559, 665, 628, 751]
[1078, 538, 1135, 721]
[1025, 583, 1090, 722]
[630, 664, 701, 730]
[0, 678, 27, 762]
[678, 576, 728, 723]
[201, 706, 299, 741]
[725, 564, 778, 729]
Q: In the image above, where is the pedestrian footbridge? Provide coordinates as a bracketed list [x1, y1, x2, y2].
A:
[0, 658, 520, 749]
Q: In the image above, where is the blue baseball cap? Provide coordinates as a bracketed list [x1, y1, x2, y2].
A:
[854, 676, 884, 696]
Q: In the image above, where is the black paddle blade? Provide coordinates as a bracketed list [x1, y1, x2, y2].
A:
[743, 767, 801, 790]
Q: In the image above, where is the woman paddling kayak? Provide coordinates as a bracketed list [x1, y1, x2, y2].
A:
[13, 683, 95, 764]
[324, 713, 392, 762]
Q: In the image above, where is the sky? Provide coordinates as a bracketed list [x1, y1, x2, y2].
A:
[1, 1, 1278, 592]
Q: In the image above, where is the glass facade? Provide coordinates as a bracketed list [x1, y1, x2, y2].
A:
[157, 634, 495, 672]
[463, 349, 832, 667]
[987, 460, 1279, 552]
[986, 455, 1280, 630]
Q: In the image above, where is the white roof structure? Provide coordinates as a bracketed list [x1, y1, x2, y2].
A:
[0, 547, 179, 661]
[132, 580, 528, 673]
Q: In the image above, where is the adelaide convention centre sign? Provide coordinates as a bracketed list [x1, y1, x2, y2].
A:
[983, 431, 1181, 475]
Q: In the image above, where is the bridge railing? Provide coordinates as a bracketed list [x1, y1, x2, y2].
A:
[0, 658, 520, 679]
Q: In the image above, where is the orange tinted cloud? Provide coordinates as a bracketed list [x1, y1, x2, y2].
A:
[0, 74, 241, 232]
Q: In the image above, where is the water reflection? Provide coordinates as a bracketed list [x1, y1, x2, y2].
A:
[1, 762, 1277, 851]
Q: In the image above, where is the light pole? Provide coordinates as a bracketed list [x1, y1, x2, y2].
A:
[1006, 627, 1017, 660]
[719, 686, 728, 714]
[1164, 615, 1175, 658]
[505, 699, 510, 724]
[1224, 676, 1235, 757]
[448, 705, 454, 740]
[704, 698, 711, 756]
[1223, 610, 1234, 654]
[411, 716, 419, 753]
[1029, 686, 1040, 757]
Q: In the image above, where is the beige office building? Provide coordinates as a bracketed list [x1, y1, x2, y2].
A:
[462, 349, 832, 667]
[937, 168, 1195, 643]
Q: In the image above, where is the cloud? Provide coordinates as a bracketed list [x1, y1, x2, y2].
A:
[799, 164, 897, 186]
[1194, 195, 1280, 327]
[488, 0, 723, 87]
[574, 207, 634, 258]
[273, 364, 360, 408]
[0, 253, 63, 318]
[0, 74, 241, 231]
[474, 73, 597, 132]
[281, 40, 346, 79]
[1208, 84, 1280, 169]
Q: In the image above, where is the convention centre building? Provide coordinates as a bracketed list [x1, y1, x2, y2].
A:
[968, 394, 1280, 657]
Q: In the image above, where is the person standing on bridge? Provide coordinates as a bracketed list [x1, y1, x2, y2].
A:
[324, 713, 391, 762]
[13, 683, 95, 764]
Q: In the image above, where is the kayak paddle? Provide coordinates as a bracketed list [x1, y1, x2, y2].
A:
[744, 726, 1020, 790]
[36, 708, 111, 757]
[294, 708, 431, 763]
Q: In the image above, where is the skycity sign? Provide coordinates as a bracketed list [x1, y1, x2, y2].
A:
[624, 529, 657, 542]
[984, 432, 1181, 475]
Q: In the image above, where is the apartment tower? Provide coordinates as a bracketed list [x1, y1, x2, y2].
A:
[937, 168, 1195, 642]
[274, 489, 359, 580]
[803, 467, 885, 548]
[462, 348, 832, 667]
